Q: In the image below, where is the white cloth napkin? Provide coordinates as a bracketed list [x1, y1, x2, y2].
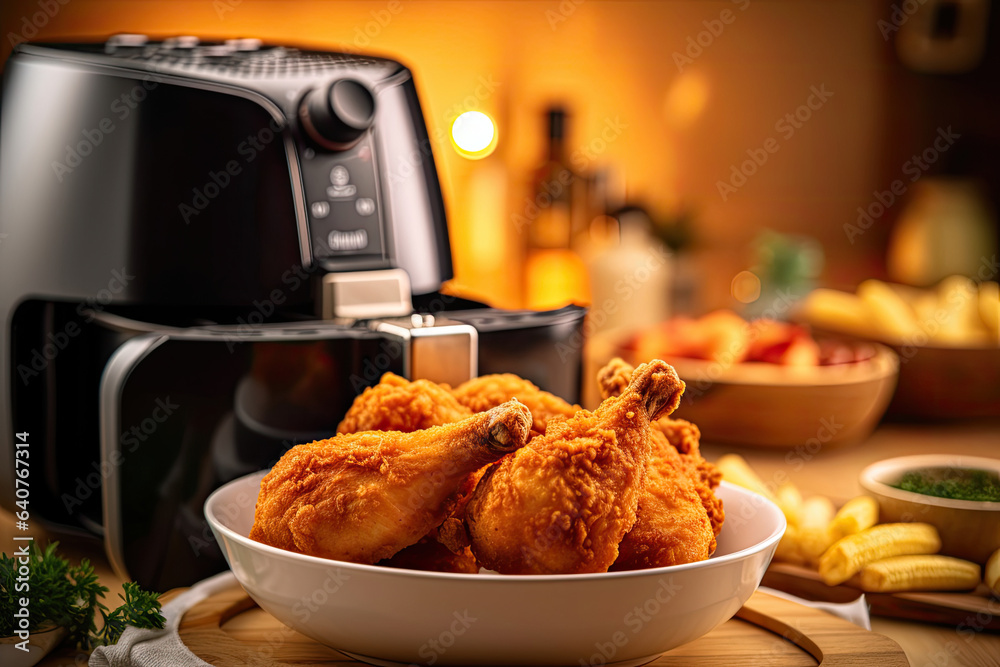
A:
[758, 585, 872, 630]
[89, 571, 237, 667]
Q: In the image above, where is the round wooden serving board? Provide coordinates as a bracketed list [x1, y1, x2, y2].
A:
[174, 583, 907, 666]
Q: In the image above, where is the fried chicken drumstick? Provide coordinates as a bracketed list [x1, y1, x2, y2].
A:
[466, 360, 684, 574]
[251, 399, 531, 564]
[336, 372, 484, 570]
[598, 357, 723, 570]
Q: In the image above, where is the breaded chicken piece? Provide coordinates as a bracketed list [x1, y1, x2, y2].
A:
[653, 418, 724, 537]
[598, 358, 724, 570]
[610, 427, 716, 570]
[451, 374, 579, 434]
[466, 361, 684, 574]
[251, 400, 531, 564]
[337, 372, 471, 434]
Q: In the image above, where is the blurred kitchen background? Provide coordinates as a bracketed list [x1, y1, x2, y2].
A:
[2, 0, 998, 318]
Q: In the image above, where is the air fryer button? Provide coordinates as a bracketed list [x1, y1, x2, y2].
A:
[328, 229, 369, 252]
[300, 79, 376, 150]
[330, 165, 350, 186]
[226, 38, 262, 51]
[355, 198, 375, 216]
[327, 184, 357, 199]
[164, 36, 200, 49]
[199, 44, 236, 57]
[310, 201, 330, 219]
[107, 34, 148, 48]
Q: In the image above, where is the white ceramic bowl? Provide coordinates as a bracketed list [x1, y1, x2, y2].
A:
[860, 454, 1000, 565]
[206, 473, 785, 667]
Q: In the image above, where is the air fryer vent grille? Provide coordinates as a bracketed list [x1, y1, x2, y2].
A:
[113, 46, 381, 77]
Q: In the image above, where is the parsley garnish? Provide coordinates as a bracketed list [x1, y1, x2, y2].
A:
[1, 541, 165, 649]
[896, 468, 1000, 502]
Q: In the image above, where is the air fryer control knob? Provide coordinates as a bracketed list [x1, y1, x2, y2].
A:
[300, 79, 375, 150]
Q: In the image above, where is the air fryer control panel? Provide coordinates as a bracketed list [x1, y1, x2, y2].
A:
[300, 134, 384, 262]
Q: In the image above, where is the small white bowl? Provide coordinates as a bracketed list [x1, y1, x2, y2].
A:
[860, 454, 1000, 565]
[205, 473, 784, 666]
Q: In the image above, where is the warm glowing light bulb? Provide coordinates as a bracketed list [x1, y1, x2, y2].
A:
[452, 111, 497, 158]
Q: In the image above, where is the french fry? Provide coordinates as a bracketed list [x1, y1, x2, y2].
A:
[986, 548, 1000, 595]
[797, 288, 869, 336]
[776, 481, 804, 527]
[829, 496, 879, 540]
[885, 282, 928, 305]
[797, 496, 836, 565]
[935, 275, 989, 345]
[818, 523, 941, 586]
[802, 276, 1000, 347]
[716, 454, 776, 503]
[859, 555, 980, 593]
[773, 525, 805, 565]
[912, 291, 940, 324]
[857, 279, 920, 340]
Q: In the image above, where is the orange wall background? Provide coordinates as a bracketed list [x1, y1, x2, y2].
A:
[1, 1, 889, 309]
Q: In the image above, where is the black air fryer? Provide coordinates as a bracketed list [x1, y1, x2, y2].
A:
[0, 36, 585, 590]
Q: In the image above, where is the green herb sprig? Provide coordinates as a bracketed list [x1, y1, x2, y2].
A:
[96, 582, 166, 646]
[1, 541, 165, 650]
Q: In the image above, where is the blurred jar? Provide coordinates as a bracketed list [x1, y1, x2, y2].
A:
[887, 178, 997, 286]
[585, 206, 672, 336]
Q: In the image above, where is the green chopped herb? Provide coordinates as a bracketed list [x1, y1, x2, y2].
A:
[895, 467, 1000, 503]
[1, 541, 164, 649]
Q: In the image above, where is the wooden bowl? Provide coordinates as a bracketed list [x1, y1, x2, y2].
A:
[884, 344, 1000, 419]
[793, 323, 1000, 419]
[585, 334, 898, 449]
[860, 455, 1000, 565]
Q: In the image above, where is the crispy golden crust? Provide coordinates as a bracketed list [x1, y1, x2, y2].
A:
[451, 374, 579, 434]
[337, 372, 472, 434]
[251, 400, 530, 564]
[596, 356, 633, 402]
[652, 419, 725, 537]
[611, 427, 716, 570]
[597, 358, 725, 568]
[466, 361, 685, 574]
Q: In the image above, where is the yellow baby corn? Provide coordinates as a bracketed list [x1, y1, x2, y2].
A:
[716, 454, 776, 503]
[986, 548, 1000, 595]
[859, 555, 980, 593]
[818, 522, 941, 586]
[829, 496, 879, 540]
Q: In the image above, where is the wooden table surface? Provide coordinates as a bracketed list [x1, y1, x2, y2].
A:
[3, 420, 999, 666]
